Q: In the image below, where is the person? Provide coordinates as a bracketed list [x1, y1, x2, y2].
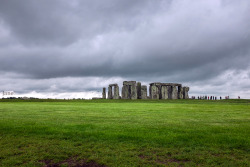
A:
[220, 96, 222, 100]
[238, 96, 240, 99]
[215, 97, 217, 100]
[208, 96, 209, 100]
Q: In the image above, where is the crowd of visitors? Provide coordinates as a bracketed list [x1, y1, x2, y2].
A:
[191, 96, 232, 100]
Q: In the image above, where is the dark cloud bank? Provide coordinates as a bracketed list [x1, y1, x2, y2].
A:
[0, 0, 250, 98]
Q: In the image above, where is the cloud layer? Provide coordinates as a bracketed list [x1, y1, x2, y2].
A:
[0, 0, 250, 98]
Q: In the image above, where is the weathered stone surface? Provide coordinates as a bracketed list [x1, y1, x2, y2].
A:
[183, 87, 190, 99]
[150, 83, 181, 87]
[123, 81, 136, 85]
[131, 83, 137, 99]
[108, 84, 119, 99]
[105, 81, 188, 100]
[122, 81, 137, 99]
[161, 86, 168, 99]
[109, 84, 118, 86]
[122, 86, 126, 99]
[108, 86, 112, 99]
[137, 82, 142, 99]
[149, 82, 184, 100]
[151, 85, 159, 99]
[172, 86, 178, 99]
[141, 85, 147, 99]
[149, 83, 159, 99]
[102, 87, 106, 99]
[113, 85, 119, 99]
[178, 86, 183, 99]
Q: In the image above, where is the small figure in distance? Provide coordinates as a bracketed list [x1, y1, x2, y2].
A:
[220, 96, 222, 100]
[238, 96, 240, 99]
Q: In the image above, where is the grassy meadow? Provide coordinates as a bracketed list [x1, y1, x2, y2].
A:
[0, 99, 249, 166]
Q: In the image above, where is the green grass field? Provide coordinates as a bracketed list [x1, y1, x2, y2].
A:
[0, 99, 249, 166]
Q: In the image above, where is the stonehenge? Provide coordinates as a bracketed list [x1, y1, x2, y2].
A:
[149, 83, 188, 99]
[102, 81, 189, 100]
[122, 81, 137, 99]
[108, 84, 119, 99]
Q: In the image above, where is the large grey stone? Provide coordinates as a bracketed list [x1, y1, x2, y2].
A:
[178, 86, 183, 99]
[122, 81, 137, 99]
[108, 84, 119, 99]
[102, 87, 106, 99]
[123, 81, 136, 85]
[122, 84, 129, 99]
[108, 86, 112, 99]
[172, 86, 178, 99]
[151, 85, 159, 99]
[161, 86, 169, 99]
[131, 83, 137, 99]
[113, 85, 119, 99]
[141, 85, 147, 99]
[183, 87, 189, 99]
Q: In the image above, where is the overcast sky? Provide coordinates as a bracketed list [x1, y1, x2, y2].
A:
[0, 0, 250, 99]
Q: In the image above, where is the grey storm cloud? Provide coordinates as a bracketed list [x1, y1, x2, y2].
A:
[0, 0, 250, 97]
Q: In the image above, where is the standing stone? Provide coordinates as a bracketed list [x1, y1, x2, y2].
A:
[113, 85, 119, 99]
[150, 83, 162, 99]
[183, 87, 190, 99]
[108, 86, 112, 99]
[151, 85, 159, 99]
[161, 86, 169, 99]
[172, 86, 178, 99]
[106, 81, 188, 100]
[102, 87, 106, 99]
[131, 82, 137, 99]
[178, 86, 183, 99]
[141, 85, 147, 99]
[122, 81, 137, 99]
[137, 82, 142, 99]
[122, 81, 129, 99]
[122, 86, 128, 99]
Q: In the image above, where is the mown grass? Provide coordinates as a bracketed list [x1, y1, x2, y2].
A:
[0, 99, 249, 166]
